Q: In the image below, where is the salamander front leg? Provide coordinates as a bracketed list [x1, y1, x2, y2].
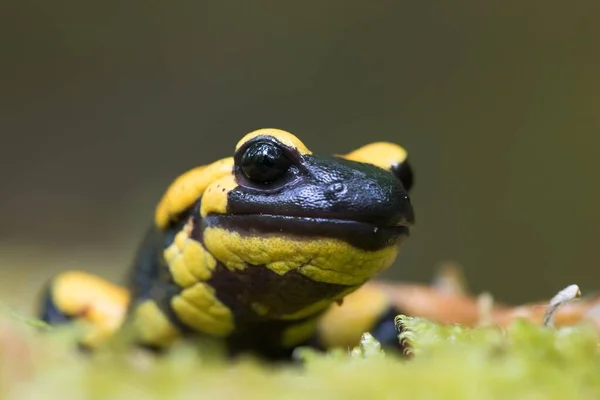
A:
[39, 270, 130, 348]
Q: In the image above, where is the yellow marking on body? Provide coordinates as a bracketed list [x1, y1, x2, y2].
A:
[132, 300, 181, 348]
[281, 317, 320, 348]
[236, 129, 312, 155]
[155, 157, 234, 229]
[279, 299, 333, 320]
[276, 286, 358, 321]
[203, 227, 401, 285]
[164, 220, 217, 288]
[199, 174, 238, 217]
[317, 282, 390, 349]
[251, 302, 270, 316]
[52, 271, 130, 347]
[171, 282, 234, 336]
[251, 298, 332, 320]
[343, 142, 408, 171]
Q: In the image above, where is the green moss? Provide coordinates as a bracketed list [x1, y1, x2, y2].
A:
[2, 312, 600, 399]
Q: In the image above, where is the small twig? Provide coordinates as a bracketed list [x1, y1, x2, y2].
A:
[542, 284, 581, 328]
[431, 261, 468, 295]
[476, 292, 494, 327]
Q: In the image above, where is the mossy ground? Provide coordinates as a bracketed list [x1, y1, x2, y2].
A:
[2, 310, 600, 400]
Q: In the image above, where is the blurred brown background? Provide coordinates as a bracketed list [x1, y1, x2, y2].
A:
[1, 1, 599, 313]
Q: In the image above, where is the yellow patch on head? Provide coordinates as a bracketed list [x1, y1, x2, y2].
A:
[132, 300, 181, 348]
[171, 282, 234, 336]
[155, 157, 234, 229]
[199, 174, 238, 217]
[343, 142, 408, 171]
[236, 129, 312, 155]
[164, 222, 217, 288]
[203, 227, 401, 285]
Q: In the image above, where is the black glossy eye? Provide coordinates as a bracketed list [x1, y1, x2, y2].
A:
[240, 141, 292, 183]
[391, 160, 414, 192]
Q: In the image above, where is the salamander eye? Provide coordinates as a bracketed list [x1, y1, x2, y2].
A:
[391, 160, 414, 192]
[240, 140, 292, 183]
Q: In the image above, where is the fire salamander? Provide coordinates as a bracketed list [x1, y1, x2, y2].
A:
[39, 128, 415, 360]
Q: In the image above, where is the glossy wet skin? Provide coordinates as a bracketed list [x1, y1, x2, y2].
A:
[202, 134, 414, 251]
[40, 129, 416, 356]
[189, 131, 416, 330]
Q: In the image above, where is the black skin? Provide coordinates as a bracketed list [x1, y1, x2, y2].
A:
[40, 135, 415, 360]
[231, 136, 414, 228]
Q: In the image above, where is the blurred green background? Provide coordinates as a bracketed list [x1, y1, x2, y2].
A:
[1, 1, 599, 313]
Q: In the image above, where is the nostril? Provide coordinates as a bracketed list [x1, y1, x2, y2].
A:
[325, 182, 347, 197]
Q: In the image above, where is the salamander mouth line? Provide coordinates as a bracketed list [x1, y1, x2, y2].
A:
[204, 213, 410, 232]
[197, 214, 410, 253]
